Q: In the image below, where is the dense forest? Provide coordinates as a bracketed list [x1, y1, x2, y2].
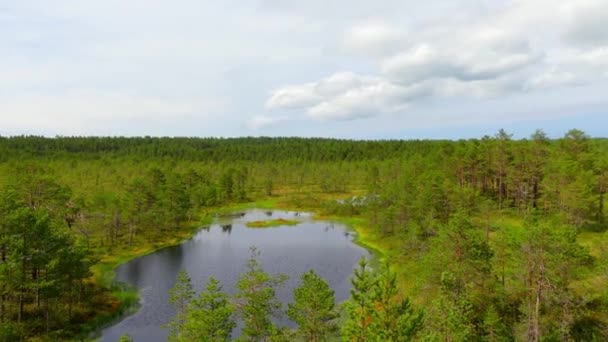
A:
[0, 130, 607, 341]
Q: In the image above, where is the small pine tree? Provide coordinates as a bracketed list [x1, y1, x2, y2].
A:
[235, 247, 287, 341]
[167, 270, 194, 341]
[180, 276, 236, 342]
[370, 263, 423, 341]
[483, 305, 509, 342]
[425, 271, 475, 341]
[342, 257, 376, 342]
[288, 269, 338, 341]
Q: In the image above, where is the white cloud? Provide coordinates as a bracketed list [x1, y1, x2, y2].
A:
[2, 0, 608, 136]
[526, 69, 582, 89]
[266, 72, 432, 121]
[307, 79, 412, 120]
[266, 83, 321, 109]
[580, 47, 608, 69]
[381, 29, 540, 84]
[264, 0, 608, 123]
[562, 0, 608, 47]
[527, 47, 608, 89]
[341, 22, 408, 57]
[267, 25, 543, 120]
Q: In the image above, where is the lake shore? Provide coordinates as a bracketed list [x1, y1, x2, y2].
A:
[85, 190, 386, 341]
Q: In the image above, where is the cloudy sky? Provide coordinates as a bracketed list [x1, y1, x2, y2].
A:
[1, 0, 607, 139]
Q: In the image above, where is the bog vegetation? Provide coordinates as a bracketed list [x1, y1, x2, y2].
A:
[0, 130, 606, 341]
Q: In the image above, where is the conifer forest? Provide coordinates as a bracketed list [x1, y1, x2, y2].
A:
[0, 131, 607, 341]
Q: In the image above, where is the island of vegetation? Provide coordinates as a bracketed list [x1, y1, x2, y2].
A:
[245, 218, 300, 228]
[0, 130, 606, 341]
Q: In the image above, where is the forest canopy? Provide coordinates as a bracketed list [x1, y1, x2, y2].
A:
[0, 130, 607, 341]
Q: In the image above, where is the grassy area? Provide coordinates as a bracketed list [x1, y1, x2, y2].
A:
[83, 189, 386, 336]
[572, 230, 608, 300]
[88, 188, 608, 332]
[210, 198, 279, 214]
[246, 218, 300, 228]
[78, 187, 608, 339]
[98, 189, 608, 337]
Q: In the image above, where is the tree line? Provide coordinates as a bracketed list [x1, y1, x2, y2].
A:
[0, 136, 439, 162]
[0, 130, 606, 340]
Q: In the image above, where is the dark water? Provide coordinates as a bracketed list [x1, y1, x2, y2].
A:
[99, 209, 369, 342]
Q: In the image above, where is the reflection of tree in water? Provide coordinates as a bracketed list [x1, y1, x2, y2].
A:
[221, 224, 232, 234]
[167, 244, 186, 273]
[125, 256, 143, 284]
[105, 212, 370, 342]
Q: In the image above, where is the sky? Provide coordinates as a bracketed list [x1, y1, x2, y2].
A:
[1, 0, 607, 139]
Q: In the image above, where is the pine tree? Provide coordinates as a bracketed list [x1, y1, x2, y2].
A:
[425, 271, 475, 341]
[235, 247, 287, 341]
[179, 276, 235, 342]
[370, 263, 423, 341]
[342, 257, 376, 342]
[482, 305, 509, 342]
[287, 270, 338, 341]
[164, 174, 191, 229]
[167, 270, 194, 341]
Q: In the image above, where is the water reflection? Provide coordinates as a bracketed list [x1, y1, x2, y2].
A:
[221, 224, 232, 234]
[100, 209, 368, 342]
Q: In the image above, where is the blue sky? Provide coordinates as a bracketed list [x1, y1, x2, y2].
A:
[1, 0, 607, 139]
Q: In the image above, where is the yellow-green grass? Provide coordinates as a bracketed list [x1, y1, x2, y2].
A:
[572, 230, 608, 298]
[87, 187, 608, 337]
[87, 187, 608, 331]
[246, 218, 300, 228]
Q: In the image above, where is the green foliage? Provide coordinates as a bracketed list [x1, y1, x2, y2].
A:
[167, 270, 195, 341]
[342, 257, 376, 342]
[178, 276, 235, 342]
[235, 247, 287, 341]
[246, 218, 299, 228]
[343, 258, 423, 342]
[288, 270, 338, 341]
[482, 305, 509, 342]
[513, 213, 589, 341]
[0, 168, 93, 339]
[118, 333, 134, 342]
[370, 263, 423, 341]
[422, 272, 476, 341]
[164, 173, 191, 229]
[0, 132, 607, 340]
